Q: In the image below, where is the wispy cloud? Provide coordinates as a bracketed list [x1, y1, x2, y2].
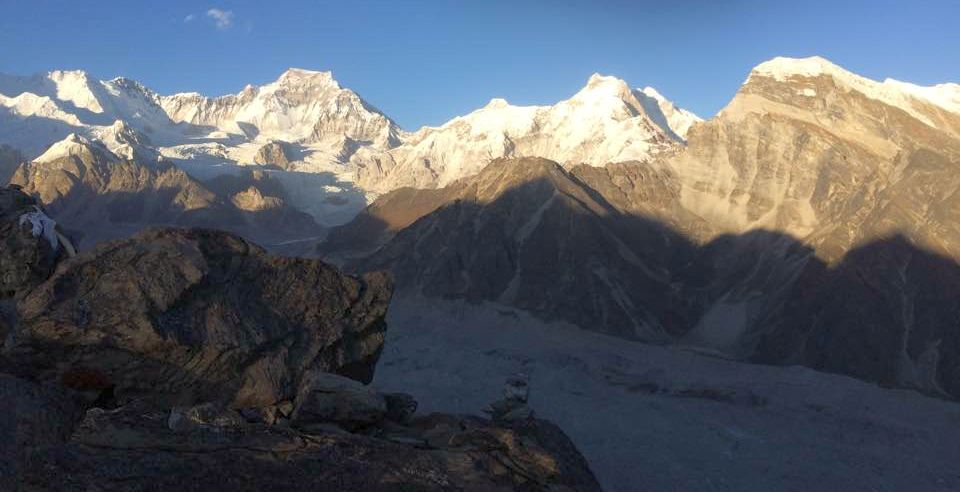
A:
[183, 14, 196, 23]
[206, 8, 234, 30]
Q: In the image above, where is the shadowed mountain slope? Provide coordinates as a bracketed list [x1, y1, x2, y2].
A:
[334, 155, 960, 399]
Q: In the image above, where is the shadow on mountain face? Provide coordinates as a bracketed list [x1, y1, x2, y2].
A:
[43, 188, 321, 250]
[772, 235, 960, 397]
[172, 159, 370, 227]
[319, 185, 463, 260]
[0, 145, 23, 184]
[333, 169, 960, 399]
[633, 90, 683, 142]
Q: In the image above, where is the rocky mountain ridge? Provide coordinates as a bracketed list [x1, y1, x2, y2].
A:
[6, 56, 955, 233]
[331, 56, 960, 399]
[9, 133, 323, 248]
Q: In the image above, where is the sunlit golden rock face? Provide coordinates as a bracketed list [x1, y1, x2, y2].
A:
[667, 60, 960, 260]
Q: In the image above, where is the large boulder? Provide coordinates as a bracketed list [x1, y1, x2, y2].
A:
[5, 228, 392, 409]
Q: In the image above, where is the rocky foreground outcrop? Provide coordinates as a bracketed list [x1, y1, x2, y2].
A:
[0, 192, 599, 490]
[0, 186, 74, 341]
[16, 392, 598, 491]
[6, 227, 392, 408]
[1, 187, 63, 299]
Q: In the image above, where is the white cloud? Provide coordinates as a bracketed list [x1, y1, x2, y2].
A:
[183, 14, 196, 23]
[206, 8, 234, 30]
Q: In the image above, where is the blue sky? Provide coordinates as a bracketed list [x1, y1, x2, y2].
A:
[1, 0, 957, 129]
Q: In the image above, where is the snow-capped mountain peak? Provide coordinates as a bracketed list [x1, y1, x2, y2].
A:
[357, 72, 699, 192]
[572, 73, 636, 103]
[483, 97, 512, 110]
[158, 68, 399, 145]
[46, 69, 105, 114]
[276, 67, 341, 89]
[748, 56, 848, 82]
[5, 64, 701, 220]
[746, 56, 960, 128]
[881, 78, 960, 115]
[635, 86, 702, 140]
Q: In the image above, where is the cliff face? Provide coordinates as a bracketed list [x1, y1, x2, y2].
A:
[7, 228, 393, 406]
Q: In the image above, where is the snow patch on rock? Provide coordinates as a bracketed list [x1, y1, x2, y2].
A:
[18, 205, 59, 250]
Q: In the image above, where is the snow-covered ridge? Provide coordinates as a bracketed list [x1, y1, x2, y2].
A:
[636, 86, 702, 140]
[367, 72, 698, 190]
[34, 132, 117, 164]
[749, 56, 850, 82]
[0, 66, 699, 168]
[749, 56, 960, 125]
[27, 59, 960, 226]
[158, 67, 399, 146]
[883, 78, 960, 115]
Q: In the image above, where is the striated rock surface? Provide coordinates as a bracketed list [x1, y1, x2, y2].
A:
[7, 228, 392, 408]
[660, 57, 960, 395]
[355, 157, 690, 340]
